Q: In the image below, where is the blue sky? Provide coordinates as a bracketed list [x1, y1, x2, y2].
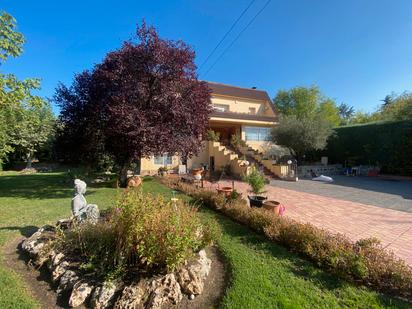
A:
[2, 0, 412, 114]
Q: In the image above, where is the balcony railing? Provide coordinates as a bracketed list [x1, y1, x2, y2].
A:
[211, 110, 278, 122]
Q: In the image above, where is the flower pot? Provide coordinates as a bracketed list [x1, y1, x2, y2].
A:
[217, 186, 233, 197]
[263, 200, 281, 215]
[248, 195, 267, 207]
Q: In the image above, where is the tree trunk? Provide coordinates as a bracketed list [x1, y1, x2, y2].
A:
[26, 151, 33, 169]
[118, 158, 133, 188]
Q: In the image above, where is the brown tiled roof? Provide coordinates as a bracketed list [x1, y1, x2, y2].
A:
[206, 81, 272, 102]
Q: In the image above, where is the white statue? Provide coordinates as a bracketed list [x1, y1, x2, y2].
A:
[71, 179, 100, 223]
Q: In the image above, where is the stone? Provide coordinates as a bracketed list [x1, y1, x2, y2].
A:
[57, 270, 79, 295]
[21, 225, 56, 261]
[69, 280, 94, 308]
[114, 280, 149, 309]
[177, 249, 211, 295]
[56, 218, 72, 230]
[52, 261, 70, 283]
[147, 273, 182, 309]
[90, 281, 119, 309]
[127, 176, 142, 188]
[72, 179, 100, 224]
[189, 294, 195, 300]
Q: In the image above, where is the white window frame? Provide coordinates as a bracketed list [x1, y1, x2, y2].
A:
[244, 126, 271, 141]
[154, 154, 173, 165]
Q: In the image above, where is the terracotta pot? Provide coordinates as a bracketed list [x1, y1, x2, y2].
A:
[217, 186, 233, 197]
[191, 168, 203, 176]
[263, 200, 281, 215]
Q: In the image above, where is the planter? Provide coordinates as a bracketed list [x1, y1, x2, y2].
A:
[192, 168, 203, 180]
[248, 195, 267, 207]
[263, 200, 281, 215]
[217, 186, 233, 197]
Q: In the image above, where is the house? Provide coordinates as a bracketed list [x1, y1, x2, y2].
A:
[140, 81, 280, 176]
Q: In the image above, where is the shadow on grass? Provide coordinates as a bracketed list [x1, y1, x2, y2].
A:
[0, 225, 39, 238]
[0, 173, 98, 200]
[200, 208, 409, 307]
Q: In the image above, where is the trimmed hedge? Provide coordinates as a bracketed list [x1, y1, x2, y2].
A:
[319, 120, 412, 175]
[159, 177, 412, 301]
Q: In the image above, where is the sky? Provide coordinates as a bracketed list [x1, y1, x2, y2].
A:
[2, 0, 412, 114]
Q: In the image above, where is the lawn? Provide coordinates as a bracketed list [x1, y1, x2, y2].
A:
[0, 171, 410, 308]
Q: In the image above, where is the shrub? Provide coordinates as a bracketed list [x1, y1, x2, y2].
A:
[242, 167, 266, 194]
[159, 178, 412, 300]
[206, 129, 220, 142]
[230, 134, 247, 149]
[56, 189, 218, 279]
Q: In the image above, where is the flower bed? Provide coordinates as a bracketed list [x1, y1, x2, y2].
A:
[21, 190, 221, 308]
[158, 177, 412, 301]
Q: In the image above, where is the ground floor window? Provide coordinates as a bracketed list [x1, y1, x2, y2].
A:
[154, 154, 173, 165]
[244, 126, 271, 141]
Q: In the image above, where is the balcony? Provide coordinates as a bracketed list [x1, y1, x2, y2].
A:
[211, 110, 278, 123]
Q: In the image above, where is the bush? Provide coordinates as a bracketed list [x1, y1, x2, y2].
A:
[206, 129, 220, 142]
[242, 167, 266, 194]
[159, 177, 412, 300]
[56, 189, 219, 279]
[230, 134, 247, 149]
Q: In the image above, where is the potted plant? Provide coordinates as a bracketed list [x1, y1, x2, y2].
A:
[158, 166, 168, 177]
[243, 168, 267, 207]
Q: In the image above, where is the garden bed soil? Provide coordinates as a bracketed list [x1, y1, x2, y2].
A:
[3, 236, 227, 309]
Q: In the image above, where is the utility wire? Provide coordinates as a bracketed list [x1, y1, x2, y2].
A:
[198, 0, 256, 71]
[202, 0, 272, 78]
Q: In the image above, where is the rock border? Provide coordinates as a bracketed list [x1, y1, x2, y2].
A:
[21, 224, 214, 308]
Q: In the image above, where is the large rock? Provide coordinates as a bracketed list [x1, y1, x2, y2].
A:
[57, 270, 80, 295]
[52, 261, 70, 283]
[48, 251, 65, 271]
[69, 280, 94, 307]
[21, 225, 56, 259]
[114, 274, 183, 309]
[177, 249, 211, 295]
[147, 273, 182, 309]
[90, 281, 119, 309]
[114, 280, 149, 309]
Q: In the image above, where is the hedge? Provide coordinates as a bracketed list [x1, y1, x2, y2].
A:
[158, 177, 412, 301]
[318, 120, 412, 175]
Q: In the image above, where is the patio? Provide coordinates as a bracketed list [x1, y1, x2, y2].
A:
[209, 178, 412, 266]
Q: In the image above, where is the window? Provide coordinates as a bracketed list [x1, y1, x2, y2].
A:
[244, 126, 271, 141]
[213, 104, 229, 112]
[154, 154, 173, 165]
[248, 107, 256, 115]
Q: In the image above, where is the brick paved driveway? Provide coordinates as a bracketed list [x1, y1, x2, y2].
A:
[206, 179, 412, 265]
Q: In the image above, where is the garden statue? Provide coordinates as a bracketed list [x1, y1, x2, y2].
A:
[71, 179, 100, 223]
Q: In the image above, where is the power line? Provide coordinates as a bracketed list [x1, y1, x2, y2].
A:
[202, 0, 272, 78]
[198, 0, 256, 71]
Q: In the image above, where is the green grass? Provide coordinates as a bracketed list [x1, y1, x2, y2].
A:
[0, 171, 410, 308]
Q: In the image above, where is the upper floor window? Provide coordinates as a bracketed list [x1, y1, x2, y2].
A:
[154, 154, 173, 165]
[244, 126, 271, 141]
[213, 104, 229, 112]
[248, 107, 256, 115]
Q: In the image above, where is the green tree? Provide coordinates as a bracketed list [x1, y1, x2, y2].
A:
[0, 11, 49, 167]
[8, 103, 54, 168]
[338, 102, 355, 125]
[271, 114, 334, 161]
[380, 92, 412, 121]
[273, 86, 341, 126]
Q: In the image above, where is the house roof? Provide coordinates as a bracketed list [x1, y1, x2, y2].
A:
[206, 81, 272, 102]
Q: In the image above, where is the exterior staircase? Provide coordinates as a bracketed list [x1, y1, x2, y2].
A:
[208, 141, 251, 178]
[234, 145, 289, 180]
